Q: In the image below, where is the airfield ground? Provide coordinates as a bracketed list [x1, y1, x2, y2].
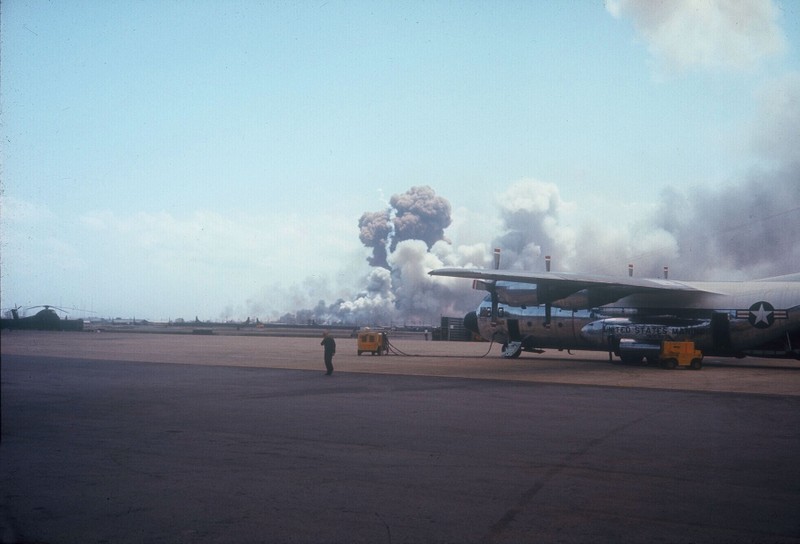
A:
[2, 331, 799, 543]
[2, 329, 798, 395]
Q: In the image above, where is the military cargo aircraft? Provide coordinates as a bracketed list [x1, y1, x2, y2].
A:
[1, 306, 84, 331]
[430, 253, 800, 361]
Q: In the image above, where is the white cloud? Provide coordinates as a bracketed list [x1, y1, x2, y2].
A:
[62, 209, 366, 319]
[79, 209, 362, 278]
[607, 0, 787, 74]
[0, 196, 56, 226]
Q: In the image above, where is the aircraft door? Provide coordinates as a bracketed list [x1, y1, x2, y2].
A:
[507, 319, 521, 342]
[711, 312, 732, 353]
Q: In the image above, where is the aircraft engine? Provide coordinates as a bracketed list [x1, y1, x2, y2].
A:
[463, 311, 480, 335]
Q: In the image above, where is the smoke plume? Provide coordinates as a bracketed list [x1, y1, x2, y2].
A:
[490, 180, 575, 271]
[260, 72, 799, 325]
[347, 186, 474, 324]
[653, 165, 800, 280]
[390, 186, 452, 251]
[273, 159, 797, 326]
[358, 211, 392, 268]
[359, 186, 452, 269]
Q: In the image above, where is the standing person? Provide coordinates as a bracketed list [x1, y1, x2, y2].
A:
[321, 330, 336, 375]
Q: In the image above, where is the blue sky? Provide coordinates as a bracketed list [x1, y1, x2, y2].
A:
[2, 0, 799, 323]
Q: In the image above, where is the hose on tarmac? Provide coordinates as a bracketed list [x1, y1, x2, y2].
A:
[383, 336, 497, 358]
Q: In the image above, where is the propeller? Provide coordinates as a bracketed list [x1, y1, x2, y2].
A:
[543, 255, 552, 327]
[26, 305, 67, 316]
[1, 305, 23, 320]
[23, 305, 94, 319]
[490, 248, 501, 323]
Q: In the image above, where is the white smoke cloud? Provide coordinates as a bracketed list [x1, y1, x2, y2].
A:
[606, 0, 787, 74]
[751, 72, 800, 164]
[491, 179, 577, 271]
[431, 238, 491, 269]
[386, 239, 480, 323]
[336, 267, 397, 324]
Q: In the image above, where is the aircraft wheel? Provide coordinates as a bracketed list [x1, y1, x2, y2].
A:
[662, 358, 677, 370]
[501, 343, 523, 359]
[690, 358, 702, 370]
[358, 351, 362, 356]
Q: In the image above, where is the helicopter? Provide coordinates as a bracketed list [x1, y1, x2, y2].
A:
[1, 305, 85, 331]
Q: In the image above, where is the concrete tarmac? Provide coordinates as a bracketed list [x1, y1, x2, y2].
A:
[2, 331, 800, 543]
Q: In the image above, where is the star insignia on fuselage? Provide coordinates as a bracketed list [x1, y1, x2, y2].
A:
[735, 301, 788, 328]
[748, 301, 775, 329]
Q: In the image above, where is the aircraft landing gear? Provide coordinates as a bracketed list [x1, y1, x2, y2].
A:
[501, 341, 523, 359]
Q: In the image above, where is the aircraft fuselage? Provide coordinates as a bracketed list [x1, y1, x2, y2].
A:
[469, 279, 800, 359]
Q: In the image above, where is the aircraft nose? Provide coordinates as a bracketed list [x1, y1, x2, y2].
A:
[464, 311, 479, 335]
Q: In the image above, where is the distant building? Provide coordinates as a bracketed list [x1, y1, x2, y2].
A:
[440, 316, 469, 341]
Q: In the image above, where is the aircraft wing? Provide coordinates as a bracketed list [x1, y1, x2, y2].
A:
[429, 267, 711, 309]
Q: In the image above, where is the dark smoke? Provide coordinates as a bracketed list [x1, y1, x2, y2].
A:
[358, 210, 392, 267]
[654, 163, 800, 280]
[650, 74, 800, 280]
[359, 186, 452, 269]
[389, 186, 452, 251]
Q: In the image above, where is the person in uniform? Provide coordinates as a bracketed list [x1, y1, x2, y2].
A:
[321, 331, 336, 375]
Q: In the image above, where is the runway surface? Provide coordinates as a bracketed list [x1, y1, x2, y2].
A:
[2, 331, 800, 543]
